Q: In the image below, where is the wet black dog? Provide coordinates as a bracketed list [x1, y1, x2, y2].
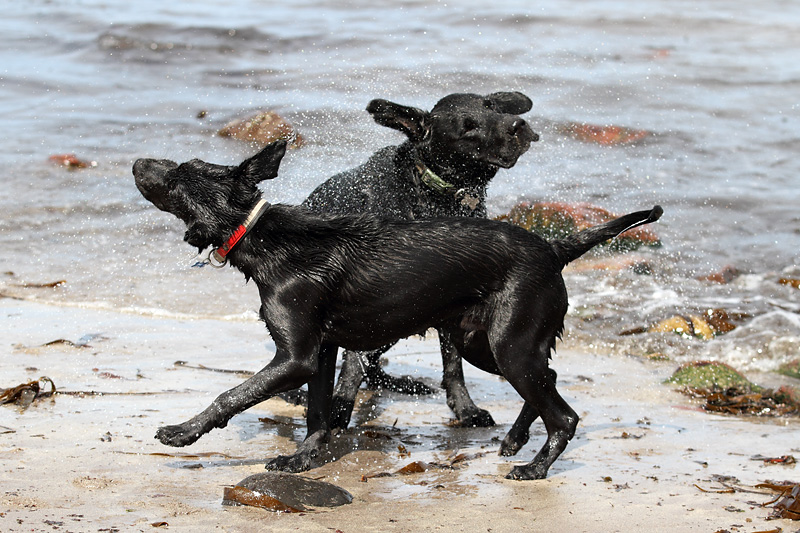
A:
[304, 92, 539, 430]
[133, 140, 661, 480]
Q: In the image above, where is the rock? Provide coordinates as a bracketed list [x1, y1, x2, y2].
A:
[564, 255, 654, 274]
[620, 308, 740, 340]
[49, 154, 97, 169]
[222, 472, 352, 512]
[495, 201, 661, 252]
[697, 265, 741, 284]
[558, 122, 650, 145]
[778, 359, 800, 380]
[665, 361, 755, 389]
[218, 111, 303, 148]
[778, 277, 800, 289]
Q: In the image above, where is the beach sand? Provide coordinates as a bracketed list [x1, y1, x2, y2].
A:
[1, 299, 797, 532]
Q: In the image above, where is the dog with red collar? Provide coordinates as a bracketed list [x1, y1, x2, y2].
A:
[133, 140, 662, 480]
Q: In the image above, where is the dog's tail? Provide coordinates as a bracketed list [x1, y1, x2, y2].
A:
[551, 205, 663, 267]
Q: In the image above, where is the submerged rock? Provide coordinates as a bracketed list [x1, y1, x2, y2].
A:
[557, 121, 650, 145]
[495, 201, 661, 252]
[222, 472, 352, 512]
[48, 154, 97, 169]
[779, 277, 800, 290]
[218, 111, 304, 148]
[697, 265, 741, 284]
[620, 309, 741, 341]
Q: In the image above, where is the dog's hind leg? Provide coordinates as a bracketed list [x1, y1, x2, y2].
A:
[329, 349, 371, 430]
[266, 343, 338, 472]
[439, 329, 495, 427]
[488, 293, 577, 480]
[498, 368, 556, 456]
[499, 346, 577, 480]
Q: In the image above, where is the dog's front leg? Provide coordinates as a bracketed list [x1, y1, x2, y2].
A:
[155, 349, 319, 447]
[265, 344, 338, 472]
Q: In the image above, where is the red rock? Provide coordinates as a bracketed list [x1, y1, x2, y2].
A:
[218, 111, 303, 148]
[495, 201, 661, 252]
[559, 122, 650, 146]
[697, 265, 741, 284]
[779, 278, 800, 289]
[49, 154, 96, 169]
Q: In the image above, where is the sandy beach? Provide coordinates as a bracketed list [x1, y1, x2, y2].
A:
[1, 298, 797, 532]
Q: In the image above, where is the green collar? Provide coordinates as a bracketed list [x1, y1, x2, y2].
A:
[413, 161, 480, 211]
[414, 161, 454, 193]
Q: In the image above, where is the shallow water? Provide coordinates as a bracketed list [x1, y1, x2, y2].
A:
[1, 0, 799, 371]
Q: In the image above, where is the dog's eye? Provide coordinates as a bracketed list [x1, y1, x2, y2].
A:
[483, 99, 497, 111]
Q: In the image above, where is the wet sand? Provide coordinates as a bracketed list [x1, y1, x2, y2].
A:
[1, 299, 797, 532]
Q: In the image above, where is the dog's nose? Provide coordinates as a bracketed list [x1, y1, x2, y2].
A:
[132, 158, 149, 178]
[511, 118, 539, 143]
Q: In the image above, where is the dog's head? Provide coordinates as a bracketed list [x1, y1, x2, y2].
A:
[133, 140, 287, 251]
[366, 92, 538, 176]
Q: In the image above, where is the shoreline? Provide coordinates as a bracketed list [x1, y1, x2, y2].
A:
[1, 299, 797, 532]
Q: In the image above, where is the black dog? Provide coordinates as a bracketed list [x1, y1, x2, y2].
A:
[304, 92, 539, 430]
[133, 140, 662, 480]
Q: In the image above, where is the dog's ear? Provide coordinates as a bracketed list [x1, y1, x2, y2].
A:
[366, 99, 430, 142]
[484, 92, 532, 115]
[237, 140, 287, 185]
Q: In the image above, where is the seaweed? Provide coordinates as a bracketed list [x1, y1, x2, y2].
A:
[680, 386, 799, 417]
[360, 451, 487, 481]
[0, 377, 56, 409]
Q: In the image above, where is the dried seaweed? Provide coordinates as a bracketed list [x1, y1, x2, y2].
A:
[696, 478, 800, 520]
[680, 386, 799, 417]
[14, 279, 67, 289]
[767, 483, 800, 520]
[360, 451, 487, 481]
[117, 451, 245, 459]
[0, 377, 56, 408]
[173, 360, 254, 377]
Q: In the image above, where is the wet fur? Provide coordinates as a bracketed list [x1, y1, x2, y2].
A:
[133, 140, 662, 480]
[304, 92, 539, 430]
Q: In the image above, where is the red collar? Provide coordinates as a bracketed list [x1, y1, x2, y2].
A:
[208, 199, 270, 267]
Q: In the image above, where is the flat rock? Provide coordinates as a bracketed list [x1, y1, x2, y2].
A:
[222, 472, 353, 511]
[218, 111, 303, 148]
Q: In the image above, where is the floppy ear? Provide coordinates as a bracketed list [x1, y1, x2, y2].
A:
[237, 140, 287, 185]
[366, 99, 430, 142]
[484, 92, 532, 115]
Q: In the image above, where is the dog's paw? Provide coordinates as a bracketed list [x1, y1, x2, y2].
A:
[505, 463, 548, 481]
[264, 452, 315, 473]
[155, 424, 202, 447]
[498, 429, 529, 457]
[457, 408, 496, 428]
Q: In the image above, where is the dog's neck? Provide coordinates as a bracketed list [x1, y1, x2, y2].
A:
[209, 198, 270, 266]
[410, 157, 484, 212]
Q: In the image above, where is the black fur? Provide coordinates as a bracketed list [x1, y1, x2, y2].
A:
[133, 140, 662, 480]
[304, 92, 539, 430]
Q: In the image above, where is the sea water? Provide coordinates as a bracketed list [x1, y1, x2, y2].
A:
[1, 0, 799, 372]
